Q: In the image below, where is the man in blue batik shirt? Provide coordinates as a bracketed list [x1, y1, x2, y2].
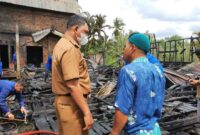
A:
[110, 33, 165, 135]
[0, 80, 28, 120]
[44, 55, 52, 82]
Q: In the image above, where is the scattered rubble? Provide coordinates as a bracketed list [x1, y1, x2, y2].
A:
[1, 62, 200, 135]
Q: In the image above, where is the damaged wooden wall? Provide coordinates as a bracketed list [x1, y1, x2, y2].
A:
[0, 2, 73, 68]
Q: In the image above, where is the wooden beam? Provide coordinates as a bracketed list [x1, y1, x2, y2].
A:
[16, 24, 21, 78]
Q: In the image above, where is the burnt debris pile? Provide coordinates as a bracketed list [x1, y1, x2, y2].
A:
[1, 62, 200, 135]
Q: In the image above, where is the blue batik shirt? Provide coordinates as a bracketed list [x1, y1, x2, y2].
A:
[115, 57, 165, 135]
[45, 55, 52, 71]
[146, 53, 163, 73]
[0, 80, 25, 114]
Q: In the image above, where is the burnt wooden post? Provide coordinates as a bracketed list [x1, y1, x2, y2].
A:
[16, 24, 21, 78]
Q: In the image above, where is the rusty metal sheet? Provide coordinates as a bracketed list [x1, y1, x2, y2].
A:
[164, 68, 190, 84]
[177, 62, 200, 77]
[32, 28, 63, 42]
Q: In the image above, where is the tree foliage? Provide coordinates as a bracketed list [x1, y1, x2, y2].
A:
[81, 12, 198, 66]
[112, 18, 125, 38]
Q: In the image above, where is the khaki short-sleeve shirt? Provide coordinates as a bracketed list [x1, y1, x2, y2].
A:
[52, 34, 91, 95]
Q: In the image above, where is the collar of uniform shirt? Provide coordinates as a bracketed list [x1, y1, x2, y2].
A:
[131, 57, 148, 64]
[62, 34, 80, 48]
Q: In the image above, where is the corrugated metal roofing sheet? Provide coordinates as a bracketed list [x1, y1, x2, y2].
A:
[164, 62, 200, 85]
[178, 62, 200, 76]
[32, 28, 63, 42]
[0, 0, 80, 14]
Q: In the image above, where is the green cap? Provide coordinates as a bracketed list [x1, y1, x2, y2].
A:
[128, 33, 150, 52]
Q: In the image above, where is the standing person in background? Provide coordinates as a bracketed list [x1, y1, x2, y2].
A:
[44, 54, 52, 82]
[12, 53, 17, 71]
[110, 33, 165, 135]
[52, 15, 93, 135]
[0, 58, 2, 78]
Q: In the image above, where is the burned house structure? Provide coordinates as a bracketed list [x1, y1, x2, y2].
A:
[1, 1, 200, 134]
[149, 33, 200, 68]
[0, 0, 80, 69]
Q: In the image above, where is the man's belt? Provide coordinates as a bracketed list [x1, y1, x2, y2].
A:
[56, 93, 88, 98]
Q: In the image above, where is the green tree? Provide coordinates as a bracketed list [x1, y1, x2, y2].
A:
[112, 18, 125, 38]
[82, 13, 110, 64]
[105, 33, 128, 66]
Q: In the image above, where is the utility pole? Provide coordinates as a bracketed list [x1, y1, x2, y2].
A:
[16, 24, 21, 79]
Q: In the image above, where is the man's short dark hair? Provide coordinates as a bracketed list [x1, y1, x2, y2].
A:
[195, 47, 200, 56]
[16, 82, 23, 87]
[67, 14, 86, 29]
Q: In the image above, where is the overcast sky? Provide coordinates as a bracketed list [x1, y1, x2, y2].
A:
[79, 0, 200, 39]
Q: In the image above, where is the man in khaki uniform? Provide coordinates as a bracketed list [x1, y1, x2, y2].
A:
[52, 15, 93, 135]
